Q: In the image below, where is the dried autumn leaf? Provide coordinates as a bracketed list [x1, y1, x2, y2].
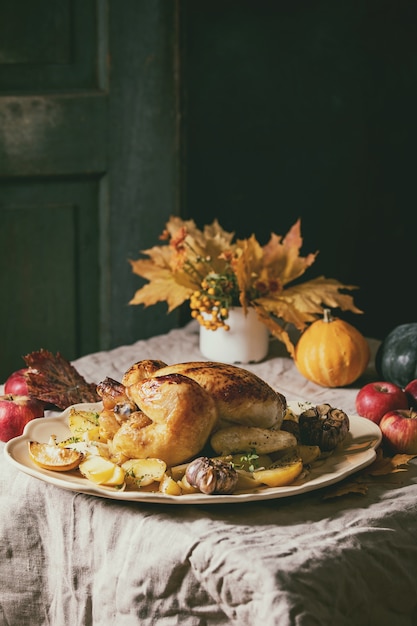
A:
[164, 215, 234, 251]
[249, 278, 362, 358]
[262, 219, 318, 286]
[321, 449, 417, 500]
[234, 235, 265, 309]
[197, 219, 235, 255]
[129, 217, 235, 312]
[129, 261, 192, 312]
[24, 349, 100, 410]
[366, 452, 417, 476]
[322, 478, 369, 499]
[259, 277, 361, 326]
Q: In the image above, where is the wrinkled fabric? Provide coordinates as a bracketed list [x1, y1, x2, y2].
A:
[1, 323, 417, 626]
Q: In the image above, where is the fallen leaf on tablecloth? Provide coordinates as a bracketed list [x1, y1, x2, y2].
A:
[322, 479, 369, 499]
[366, 451, 417, 476]
[321, 448, 417, 500]
[24, 349, 100, 410]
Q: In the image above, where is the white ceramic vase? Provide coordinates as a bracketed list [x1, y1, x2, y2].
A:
[199, 306, 270, 364]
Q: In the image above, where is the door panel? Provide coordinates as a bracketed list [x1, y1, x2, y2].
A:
[0, 94, 107, 176]
[1, 178, 100, 374]
[0, 0, 97, 88]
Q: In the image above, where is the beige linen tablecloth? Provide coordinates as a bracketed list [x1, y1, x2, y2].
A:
[1, 322, 417, 626]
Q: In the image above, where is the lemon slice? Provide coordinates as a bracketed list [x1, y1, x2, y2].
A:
[28, 440, 84, 471]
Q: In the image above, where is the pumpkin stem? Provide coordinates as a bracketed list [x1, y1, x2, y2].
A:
[323, 308, 333, 323]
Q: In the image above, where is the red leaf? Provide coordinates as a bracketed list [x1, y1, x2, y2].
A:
[24, 349, 100, 410]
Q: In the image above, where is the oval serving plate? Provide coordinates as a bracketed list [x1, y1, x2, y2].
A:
[4, 401, 382, 505]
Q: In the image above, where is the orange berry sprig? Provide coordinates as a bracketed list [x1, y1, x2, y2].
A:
[189, 272, 239, 331]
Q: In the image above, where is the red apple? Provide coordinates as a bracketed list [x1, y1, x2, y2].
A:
[355, 381, 408, 424]
[0, 394, 45, 442]
[4, 368, 30, 395]
[379, 409, 417, 454]
[405, 379, 417, 410]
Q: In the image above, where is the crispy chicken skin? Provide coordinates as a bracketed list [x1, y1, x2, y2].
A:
[147, 361, 286, 430]
[121, 360, 168, 387]
[112, 373, 218, 466]
[97, 377, 131, 410]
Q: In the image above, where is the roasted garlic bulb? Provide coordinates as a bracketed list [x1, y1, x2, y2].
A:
[185, 456, 238, 495]
[298, 403, 349, 451]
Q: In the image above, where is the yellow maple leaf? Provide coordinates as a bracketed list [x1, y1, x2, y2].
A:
[129, 270, 193, 312]
[262, 219, 318, 285]
[260, 277, 361, 322]
[233, 235, 265, 308]
[129, 218, 237, 313]
[167, 216, 235, 272]
[129, 246, 194, 312]
[251, 277, 362, 357]
[201, 218, 235, 245]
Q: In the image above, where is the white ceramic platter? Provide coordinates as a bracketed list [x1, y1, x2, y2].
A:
[4, 401, 382, 505]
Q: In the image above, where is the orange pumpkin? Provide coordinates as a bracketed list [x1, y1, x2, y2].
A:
[294, 309, 370, 387]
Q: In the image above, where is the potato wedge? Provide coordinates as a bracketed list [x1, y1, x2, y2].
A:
[235, 470, 264, 491]
[297, 445, 321, 465]
[159, 473, 182, 496]
[68, 408, 103, 442]
[210, 426, 297, 455]
[122, 458, 166, 488]
[79, 456, 125, 486]
[253, 452, 303, 487]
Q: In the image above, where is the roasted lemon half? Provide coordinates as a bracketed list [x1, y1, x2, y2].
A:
[28, 439, 84, 471]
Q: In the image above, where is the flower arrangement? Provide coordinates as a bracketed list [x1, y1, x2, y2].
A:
[129, 216, 362, 356]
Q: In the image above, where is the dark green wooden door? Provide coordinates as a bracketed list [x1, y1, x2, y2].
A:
[0, 0, 180, 382]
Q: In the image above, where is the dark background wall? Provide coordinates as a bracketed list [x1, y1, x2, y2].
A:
[181, 0, 417, 341]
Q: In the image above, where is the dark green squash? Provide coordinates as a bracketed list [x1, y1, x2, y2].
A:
[375, 323, 417, 387]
